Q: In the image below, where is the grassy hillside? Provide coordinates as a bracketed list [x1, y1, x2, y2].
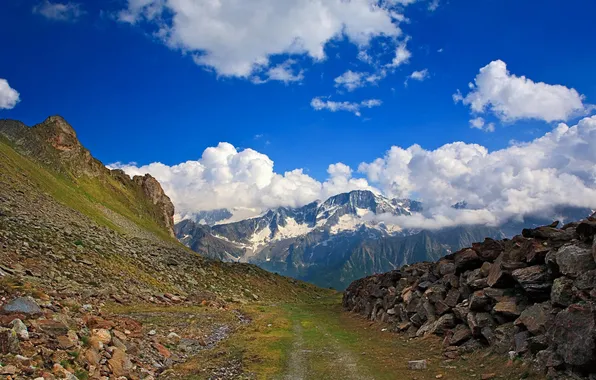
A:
[0, 136, 172, 240]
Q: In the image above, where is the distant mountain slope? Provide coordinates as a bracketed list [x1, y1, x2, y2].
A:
[175, 190, 508, 289]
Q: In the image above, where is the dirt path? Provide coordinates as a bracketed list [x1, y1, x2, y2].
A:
[283, 320, 307, 380]
[281, 306, 373, 380]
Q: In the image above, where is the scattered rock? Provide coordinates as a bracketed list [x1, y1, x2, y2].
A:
[408, 360, 427, 370]
[0, 296, 42, 316]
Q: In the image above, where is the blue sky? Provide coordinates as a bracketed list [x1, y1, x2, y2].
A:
[1, 0, 596, 224]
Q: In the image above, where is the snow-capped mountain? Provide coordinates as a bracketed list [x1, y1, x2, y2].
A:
[207, 190, 423, 253]
[175, 190, 591, 289]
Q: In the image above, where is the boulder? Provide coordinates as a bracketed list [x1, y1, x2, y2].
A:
[454, 249, 483, 273]
[444, 289, 461, 308]
[449, 324, 472, 345]
[472, 238, 504, 261]
[493, 297, 524, 318]
[10, 319, 28, 340]
[514, 330, 531, 354]
[515, 303, 550, 335]
[551, 303, 596, 368]
[551, 277, 575, 307]
[0, 297, 42, 316]
[576, 221, 596, 241]
[108, 348, 133, 377]
[574, 269, 596, 291]
[438, 260, 456, 276]
[493, 323, 516, 354]
[487, 254, 514, 288]
[511, 265, 552, 299]
[522, 226, 575, 241]
[0, 327, 19, 354]
[555, 244, 596, 278]
[468, 312, 494, 337]
[408, 360, 427, 370]
[429, 314, 456, 336]
[469, 290, 491, 311]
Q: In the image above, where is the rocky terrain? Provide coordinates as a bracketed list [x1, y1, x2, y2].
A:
[0, 116, 329, 379]
[343, 215, 596, 379]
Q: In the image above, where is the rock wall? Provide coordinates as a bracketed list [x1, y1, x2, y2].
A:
[343, 216, 596, 379]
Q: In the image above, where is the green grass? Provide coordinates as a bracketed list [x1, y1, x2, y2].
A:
[0, 138, 172, 240]
[173, 294, 542, 380]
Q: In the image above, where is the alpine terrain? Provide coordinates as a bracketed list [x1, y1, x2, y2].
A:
[0, 116, 554, 379]
[175, 192, 589, 290]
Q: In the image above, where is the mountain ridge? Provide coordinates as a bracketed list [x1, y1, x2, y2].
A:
[0, 115, 176, 237]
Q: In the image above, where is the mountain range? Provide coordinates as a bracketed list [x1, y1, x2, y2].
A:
[176, 190, 510, 289]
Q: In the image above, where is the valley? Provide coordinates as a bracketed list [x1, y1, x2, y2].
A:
[0, 116, 593, 379]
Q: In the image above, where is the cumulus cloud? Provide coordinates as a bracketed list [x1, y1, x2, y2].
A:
[112, 117, 596, 229]
[334, 70, 384, 92]
[252, 59, 304, 84]
[404, 68, 429, 86]
[455, 60, 590, 122]
[109, 143, 373, 220]
[33, 1, 85, 21]
[116, 0, 407, 80]
[387, 39, 411, 68]
[469, 117, 495, 133]
[310, 97, 382, 116]
[0, 79, 20, 110]
[358, 115, 596, 226]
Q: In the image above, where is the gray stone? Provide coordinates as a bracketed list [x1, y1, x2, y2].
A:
[449, 324, 472, 345]
[407, 360, 427, 370]
[0, 296, 42, 316]
[555, 244, 596, 278]
[551, 277, 575, 307]
[469, 290, 491, 311]
[551, 303, 596, 368]
[0, 327, 19, 354]
[10, 319, 28, 340]
[511, 265, 552, 299]
[515, 303, 550, 335]
[574, 269, 596, 290]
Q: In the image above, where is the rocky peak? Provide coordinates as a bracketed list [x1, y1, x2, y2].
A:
[133, 174, 176, 237]
[33, 115, 81, 152]
[1, 116, 178, 238]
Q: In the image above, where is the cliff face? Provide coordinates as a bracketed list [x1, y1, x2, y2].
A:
[133, 174, 175, 237]
[343, 216, 596, 379]
[0, 116, 176, 237]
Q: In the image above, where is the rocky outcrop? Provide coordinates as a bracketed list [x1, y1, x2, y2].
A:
[133, 174, 176, 237]
[343, 217, 596, 379]
[0, 116, 176, 236]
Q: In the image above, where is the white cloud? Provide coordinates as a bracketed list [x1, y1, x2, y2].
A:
[117, 0, 407, 79]
[253, 59, 304, 84]
[404, 68, 429, 86]
[310, 97, 382, 116]
[334, 70, 384, 91]
[469, 117, 495, 132]
[428, 0, 440, 11]
[387, 39, 411, 68]
[33, 1, 85, 21]
[110, 144, 373, 220]
[112, 116, 596, 229]
[0, 79, 20, 110]
[455, 60, 589, 123]
[358, 115, 596, 226]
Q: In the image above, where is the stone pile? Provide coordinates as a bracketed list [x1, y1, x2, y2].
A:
[343, 216, 596, 379]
